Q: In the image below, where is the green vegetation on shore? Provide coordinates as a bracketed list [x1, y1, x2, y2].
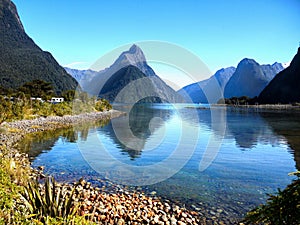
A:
[0, 150, 97, 224]
[0, 147, 28, 224]
[244, 172, 300, 224]
[218, 96, 300, 107]
[0, 80, 112, 123]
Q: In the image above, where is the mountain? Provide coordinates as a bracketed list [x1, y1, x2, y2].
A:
[83, 45, 158, 96]
[64, 68, 98, 83]
[258, 48, 300, 104]
[0, 0, 78, 94]
[224, 59, 284, 98]
[64, 67, 98, 91]
[99, 65, 172, 103]
[178, 67, 236, 103]
[110, 44, 156, 77]
[68, 44, 183, 103]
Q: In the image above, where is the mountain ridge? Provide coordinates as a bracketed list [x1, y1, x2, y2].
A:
[66, 45, 183, 103]
[178, 67, 236, 103]
[224, 58, 284, 98]
[258, 48, 300, 104]
[0, 0, 78, 94]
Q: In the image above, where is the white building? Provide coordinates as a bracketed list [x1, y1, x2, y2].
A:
[50, 97, 64, 103]
[30, 97, 44, 102]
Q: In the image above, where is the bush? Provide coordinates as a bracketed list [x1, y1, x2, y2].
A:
[243, 171, 300, 224]
[21, 177, 80, 224]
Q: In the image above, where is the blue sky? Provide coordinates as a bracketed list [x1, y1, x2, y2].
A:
[12, 0, 300, 87]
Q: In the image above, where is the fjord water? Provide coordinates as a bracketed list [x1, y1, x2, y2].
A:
[26, 104, 298, 218]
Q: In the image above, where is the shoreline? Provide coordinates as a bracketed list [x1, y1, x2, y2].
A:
[223, 104, 300, 110]
[0, 110, 229, 225]
[0, 110, 125, 158]
[186, 103, 300, 112]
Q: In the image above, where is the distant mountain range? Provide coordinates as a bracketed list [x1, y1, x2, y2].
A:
[67, 50, 289, 104]
[258, 47, 300, 104]
[224, 60, 284, 98]
[64, 68, 98, 83]
[0, 0, 78, 94]
[178, 58, 286, 103]
[178, 67, 236, 103]
[66, 45, 183, 103]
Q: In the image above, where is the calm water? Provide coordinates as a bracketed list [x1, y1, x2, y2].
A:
[23, 104, 300, 219]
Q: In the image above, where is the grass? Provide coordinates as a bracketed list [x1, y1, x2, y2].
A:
[0, 146, 29, 224]
[0, 145, 97, 224]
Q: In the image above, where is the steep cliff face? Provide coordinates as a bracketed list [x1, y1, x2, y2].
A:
[0, 0, 78, 93]
[258, 48, 300, 104]
[224, 59, 282, 98]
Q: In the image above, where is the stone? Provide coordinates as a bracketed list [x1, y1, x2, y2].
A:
[154, 215, 160, 223]
[170, 217, 177, 225]
[117, 218, 125, 225]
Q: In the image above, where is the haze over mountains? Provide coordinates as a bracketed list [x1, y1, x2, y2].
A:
[67, 49, 289, 104]
[66, 45, 183, 103]
[0, 0, 78, 94]
[178, 67, 236, 103]
[178, 59, 287, 103]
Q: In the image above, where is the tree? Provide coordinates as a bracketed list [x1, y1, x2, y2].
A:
[18, 80, 54, 100]
[61, 90, 76, 102]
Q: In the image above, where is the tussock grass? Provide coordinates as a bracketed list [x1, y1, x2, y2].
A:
[0, 145, 96, 224]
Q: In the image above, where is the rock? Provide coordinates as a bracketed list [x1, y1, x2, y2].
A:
[154, 215, 160, 223]
[217, 209, 223, 214]
[210, 210, 216, 215]
[181, 212, 187, 218]
[170, 217, 177, 225]
[117, 218, 125, 225]
[37, 166, 45, 171]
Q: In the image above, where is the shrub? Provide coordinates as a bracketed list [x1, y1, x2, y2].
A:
[21, 177, 81, 224]
[243, 171, 300, 224]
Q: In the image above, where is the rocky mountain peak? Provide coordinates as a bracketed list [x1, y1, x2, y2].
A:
[238, 58, 259, 67]
[116, 44, 147, 65]
[128, 44, 143, 54]
[224, 58, 284, 98]
[214, 66, 236, 81]
[271, 62, 284, 73]
[111, 44, 155, 77]
[0, 0, 24, 31]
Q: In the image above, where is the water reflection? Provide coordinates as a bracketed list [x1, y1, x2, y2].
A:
[19, 120, 110, 159]
[186, 107, 287, 150]
[101, 104, 174, 159]
[224, 109, 279, 149]
[22, 105, 300, 170]
[260, 112, 300, 170]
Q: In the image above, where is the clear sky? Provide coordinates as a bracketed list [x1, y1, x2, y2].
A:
[12, 0, 300, 87]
